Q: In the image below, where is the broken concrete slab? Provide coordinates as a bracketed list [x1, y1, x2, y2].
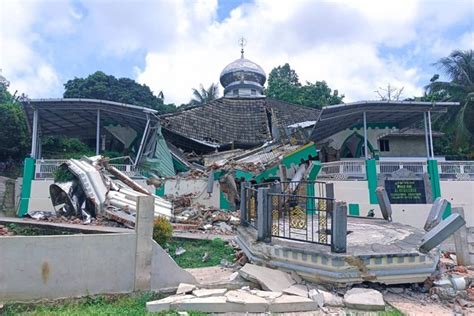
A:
[170, 296, 231, 313]
[283, 284, 309, 298]
[192, 288, 227, 297]
[268, 294, 319, 313]
[424, 197, 449, 232]
[343, 288, 385, 311]
[317, 289, 344, 307]
[176, 283, 196, 294]
[308, 289, 324, 308]
[225, 290, 269, 312]
[419, 213, 466, 253]
[250, 289, 283, 300]
[151, 241, 197, 291]
[146, 294, 194, 312]
[239, 263, 295, 292]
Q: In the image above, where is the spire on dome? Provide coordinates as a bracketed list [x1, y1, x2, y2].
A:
[219, 38, 266, 99]
[239, 36, 246, 59]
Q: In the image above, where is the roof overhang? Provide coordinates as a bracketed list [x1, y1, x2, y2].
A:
[22, 98, 159, 137]
[311, 100, 459, 141]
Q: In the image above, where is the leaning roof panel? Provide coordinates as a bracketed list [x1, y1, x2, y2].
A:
[311, 100, 459, 141]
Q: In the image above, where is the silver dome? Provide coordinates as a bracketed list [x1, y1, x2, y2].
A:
[219, 57, 267, 98]
[220, 58, 266, 79]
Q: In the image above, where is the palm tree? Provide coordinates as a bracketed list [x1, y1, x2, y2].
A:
[425, 49, 474, 148]
[190, 83, 219, 106]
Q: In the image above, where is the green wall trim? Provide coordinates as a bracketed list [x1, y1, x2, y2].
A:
[255, 143, 318, 183]
[155, 184, 165, 197]
[18, 157, 35, 217]
[307, 161, 322, 181]
[220, 190, 232, 210]
[427, 159, 441, 199]
[349, 204, 360, 216]
[235, 169, 253, 182]
[172, 157, 189, 173]
[365, 159, 378, 204]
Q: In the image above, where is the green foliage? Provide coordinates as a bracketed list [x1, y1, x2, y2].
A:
[168, 237, 235, 269]
[425, 49, 474, 154]
[0, 87, 29, 161]
[152, 216, 173, 247]
[1, 292, 208, 315]
[64, 71, 177, 114]
[53, 166, 76, 183]
[188, 83, 219, 107]
[41, 136, 94, 159]
[267, 63, 344, 108]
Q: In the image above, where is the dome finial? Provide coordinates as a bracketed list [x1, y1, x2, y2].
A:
[239, 36, 247, 59]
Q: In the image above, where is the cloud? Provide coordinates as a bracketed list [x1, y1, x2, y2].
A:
[0, 0, 68, 97]
[138, 0, 465, 104]
[2, 0, 472, 104]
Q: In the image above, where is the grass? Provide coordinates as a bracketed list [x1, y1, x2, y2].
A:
[5, 223, 75, 236]
[0, 292, 208, 316]
[167, 237, 235, 269]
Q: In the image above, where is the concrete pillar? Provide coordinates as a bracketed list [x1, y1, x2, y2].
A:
[31, 109, 38, 158]
[240, 182, 248, 227]
[424, 112, 430, 159]
[427, 111, 434, 158]
[96, 109, 101, 155]
[134, 195, 155, 291]
[331, 201, 347, 253]
[452, 207, 473, 266]
[363, 111, 368, 159]
[257, 187, 271, 242]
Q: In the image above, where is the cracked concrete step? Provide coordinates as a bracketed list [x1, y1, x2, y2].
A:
[239, 263, 296, 292]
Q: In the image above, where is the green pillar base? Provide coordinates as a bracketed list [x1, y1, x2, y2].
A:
[18, 157, 35, 217]
[365, 159, 378, 204]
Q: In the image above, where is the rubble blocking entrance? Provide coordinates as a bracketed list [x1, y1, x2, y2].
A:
[237, 182, 440, 285]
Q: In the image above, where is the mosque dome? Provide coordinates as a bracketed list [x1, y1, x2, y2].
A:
[219, 55, 266, 98]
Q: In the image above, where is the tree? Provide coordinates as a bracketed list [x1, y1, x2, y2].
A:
[64, 71, 176, 114]
[0, 81, 29, 162]
[425, 49, 474, 150]
[267, 63, 343, 108]
[189, 83, 219, 106]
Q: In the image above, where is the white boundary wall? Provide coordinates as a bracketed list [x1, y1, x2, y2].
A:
[330, 180, 474, 229]
[0, 233, 136, 301]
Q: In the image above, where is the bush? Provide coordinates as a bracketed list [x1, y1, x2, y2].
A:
[153, 216, 173, 247]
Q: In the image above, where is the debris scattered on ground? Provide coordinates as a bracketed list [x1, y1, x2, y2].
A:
[0, 224, 14, 236]
[343, 288, 386, 311]
[175, 247, 186, 256]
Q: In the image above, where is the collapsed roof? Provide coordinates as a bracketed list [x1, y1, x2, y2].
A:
[161, 98, 321, 150]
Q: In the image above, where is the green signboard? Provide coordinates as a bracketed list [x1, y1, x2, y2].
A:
[385, 179, 426, 204]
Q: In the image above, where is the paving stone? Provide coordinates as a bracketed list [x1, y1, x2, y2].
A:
[176, 283, 196, 294]
[308, 289, 324, 308]
[268, 294, 318, 313]
[146, 295, 194, 312]
[225, 290, 269, 312]
[250, 289, 283, 300]
[344, 288, 385, 311]
[312, 289, 344, 307]
[239, 263, 295, 292]
[192, 288, 227, 297]
[171, 296, 231, 313]
[283, 284, 309, 298]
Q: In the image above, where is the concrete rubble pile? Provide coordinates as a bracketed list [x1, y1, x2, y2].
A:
[45, 155, 172, 227]
[146, 264, 388, 313]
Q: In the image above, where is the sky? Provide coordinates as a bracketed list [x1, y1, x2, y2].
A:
[0, 0, 473, 105]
